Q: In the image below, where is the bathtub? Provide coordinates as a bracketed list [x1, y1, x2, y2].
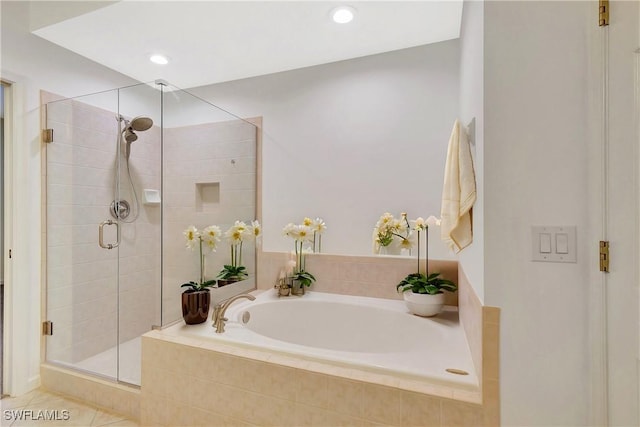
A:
[172, 290, 479, 391]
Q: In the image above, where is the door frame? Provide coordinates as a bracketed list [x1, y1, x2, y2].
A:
[588, 2, 640, 425]
[2, 79, 13, 396]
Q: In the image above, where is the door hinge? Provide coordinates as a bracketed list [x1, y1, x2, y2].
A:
[599, 241, 610, 272]
[599, 0, 609, 27]
[42, 320, 53, 336]
[8, 249, 11, 259]
[42, 129, 53, 143]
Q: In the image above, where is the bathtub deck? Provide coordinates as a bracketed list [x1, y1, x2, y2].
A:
[146, 290, 481, 404]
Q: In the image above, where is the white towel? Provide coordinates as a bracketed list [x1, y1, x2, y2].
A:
[441, 119, 477, 253]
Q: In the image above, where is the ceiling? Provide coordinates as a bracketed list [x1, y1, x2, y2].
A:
[32, 1, 463, 89]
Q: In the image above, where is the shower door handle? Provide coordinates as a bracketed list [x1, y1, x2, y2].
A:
[99, 220, 120, 249]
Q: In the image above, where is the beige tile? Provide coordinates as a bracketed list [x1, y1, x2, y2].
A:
[74, 378, 98, 409]
[326, 377, 364, 418]
[294, 403, 330, 427]
[234, 358, 270, 392]
[9, 395, 97, 427]
[483, 306, 500, 325]
[140, 364, 163, 398]
[482, 379, 500, 427]
[140, 396, 168, 427]
[296, 371, 328, 408]
[189, 377, 223, 414]
[187, 346, 216, 378]
[164, 400, 193, 427]
[1, 389, 44, 410]
[482, 321, 500, 381]
[400, 391, 440, 427]
[262, 364, 299, 401]
[450, 390, 482, 407]
[361, 384, 401, 426]
[441, 400, 483, 427]
[251, 394, 296, 426]
[359, 420, 389, 427]
[209, 353, 246, 387]
[324, 411, 364, 427]
[91, 410, 127, 426]
[96, 420, 139, 427]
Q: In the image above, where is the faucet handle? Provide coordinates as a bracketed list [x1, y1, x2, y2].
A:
[212, 304, 223, 328]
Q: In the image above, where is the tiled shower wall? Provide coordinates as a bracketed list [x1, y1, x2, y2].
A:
[45, 99, 257, 367]
[163, 120, 257, 323]
[46, 99, 161, 364]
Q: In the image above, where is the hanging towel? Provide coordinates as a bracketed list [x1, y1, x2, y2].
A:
[441, 119, 477, 253]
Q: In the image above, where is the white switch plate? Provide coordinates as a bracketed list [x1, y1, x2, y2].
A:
[531, 226, 577, 263]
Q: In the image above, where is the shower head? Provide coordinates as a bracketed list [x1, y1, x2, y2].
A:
[123, 128, 138, 143]
[129, 116, 153, 132]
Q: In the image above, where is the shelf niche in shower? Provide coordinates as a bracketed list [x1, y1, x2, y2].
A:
[195, 182, 220, 212]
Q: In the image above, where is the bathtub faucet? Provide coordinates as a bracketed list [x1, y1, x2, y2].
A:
[212, 293, 256, 333]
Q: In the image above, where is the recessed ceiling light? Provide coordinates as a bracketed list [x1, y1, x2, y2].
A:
[331, 6, 355, 24]
[149, 54, 169, 65]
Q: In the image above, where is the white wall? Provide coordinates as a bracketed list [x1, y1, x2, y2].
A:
[484, 2, 591, 425]
[190, 42, 460, 260]
[458, 0, 484, 301]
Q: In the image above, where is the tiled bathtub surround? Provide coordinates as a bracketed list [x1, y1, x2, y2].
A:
[258, 251, 459, 305]
[458, 265, 501, 426]
[140, 333, 484, 427]
[138, 255, 500, 426]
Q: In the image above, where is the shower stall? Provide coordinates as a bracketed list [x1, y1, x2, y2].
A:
[43, 81, 258, 386]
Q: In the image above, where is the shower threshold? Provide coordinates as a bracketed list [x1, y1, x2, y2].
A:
[73, 336, 142, 386]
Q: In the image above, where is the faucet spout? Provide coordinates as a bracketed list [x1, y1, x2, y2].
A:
[212, 293, 256, 333]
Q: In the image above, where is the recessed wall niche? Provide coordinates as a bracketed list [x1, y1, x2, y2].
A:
[195, 182, 220, 212]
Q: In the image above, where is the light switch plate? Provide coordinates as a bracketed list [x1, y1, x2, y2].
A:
[531, 226, 577, 263]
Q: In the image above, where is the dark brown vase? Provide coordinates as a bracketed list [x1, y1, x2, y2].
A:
[181, 290, 211, 325]
[217, 278, 239, 287]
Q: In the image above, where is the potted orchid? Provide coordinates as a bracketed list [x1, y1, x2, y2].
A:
[301, 217, 327, 253]
[282, 220, 318, 295]
[396, 216, 457, 317]
[372, 212, 413, 255]
[181, 225, 221, 324]
[217, 220, 261, 286]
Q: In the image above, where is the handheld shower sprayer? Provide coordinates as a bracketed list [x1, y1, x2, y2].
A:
[112, 114, 154, 222]
[119, 115, 153, 158]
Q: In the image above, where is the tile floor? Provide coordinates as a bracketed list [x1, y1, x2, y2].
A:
[0, 389, 138, 427]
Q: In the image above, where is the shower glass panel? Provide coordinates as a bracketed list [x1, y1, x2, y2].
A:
[161, 84, 258, 324]
[45, 89, 121, 381]
[45, 81, 257, 386]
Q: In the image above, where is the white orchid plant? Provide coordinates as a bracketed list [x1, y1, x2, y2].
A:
[181, 225, 222, 292]
[282, 217, 325, 287]
[396, 216, 457, 295]
[301, 217, 327, 253]
[372, 212, 413, 253]
[217, 220, 261, 281]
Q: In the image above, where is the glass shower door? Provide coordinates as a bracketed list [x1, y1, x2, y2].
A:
[45, 91, 120, 381]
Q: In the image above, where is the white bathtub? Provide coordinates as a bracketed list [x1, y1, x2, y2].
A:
[172, 290, 479, 391]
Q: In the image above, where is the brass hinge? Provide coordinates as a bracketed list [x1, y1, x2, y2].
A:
[42, 129, 53, 143]
[599, 0, 609, 27]
[42, 320, 53, 336]
[599, 241, 610, 272]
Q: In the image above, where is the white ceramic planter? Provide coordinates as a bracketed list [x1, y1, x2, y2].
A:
[403, 292, 445, 317]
